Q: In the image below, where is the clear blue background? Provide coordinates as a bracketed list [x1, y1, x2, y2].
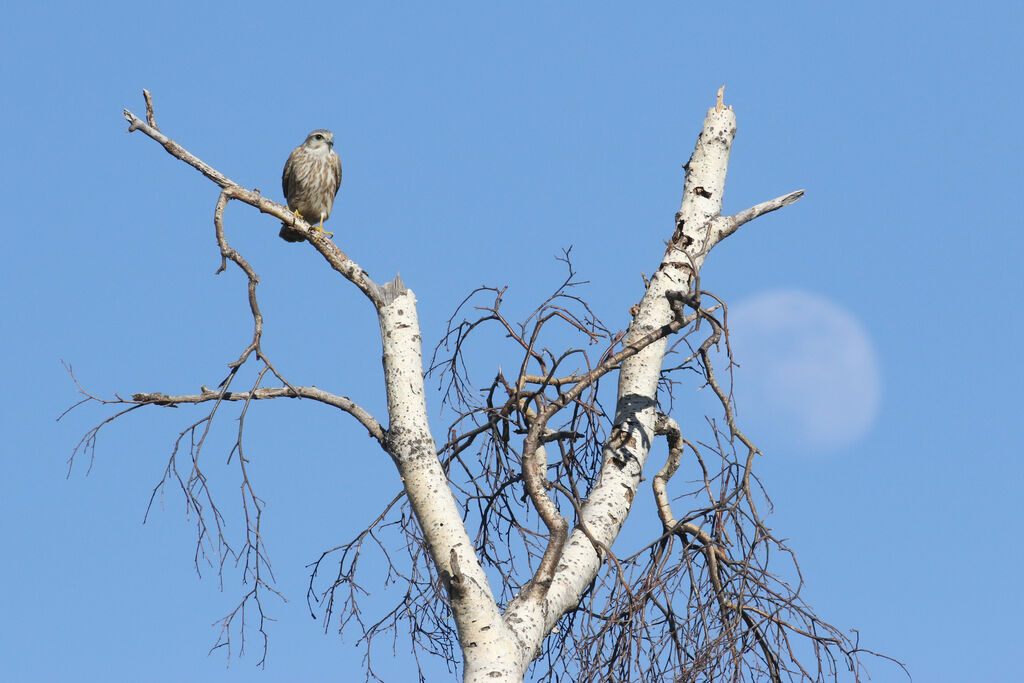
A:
[2, 2, 1020, 681]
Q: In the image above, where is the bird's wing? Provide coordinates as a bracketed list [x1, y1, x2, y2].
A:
[332, 152, 343, 195]
[282, 148, 299, 203]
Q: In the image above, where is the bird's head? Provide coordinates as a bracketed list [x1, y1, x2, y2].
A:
[303, 129, 335, 154]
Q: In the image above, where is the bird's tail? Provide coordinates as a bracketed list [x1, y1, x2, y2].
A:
[279, 223, 306, 242]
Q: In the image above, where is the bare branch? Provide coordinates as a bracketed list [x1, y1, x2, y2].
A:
[142, 88, 157, 128]
[60, 91, 403, 665]
[708, 189, 805, 248]
[123, 95, 387, 306]
[132, 386, 385, 444]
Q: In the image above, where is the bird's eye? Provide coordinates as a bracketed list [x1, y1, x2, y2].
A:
[314, 134, 323, 140]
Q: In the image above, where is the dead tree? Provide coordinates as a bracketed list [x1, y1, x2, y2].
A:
[64, 88, 898, 682]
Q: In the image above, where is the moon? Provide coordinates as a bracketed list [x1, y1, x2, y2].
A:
[723, 290, 882, 455]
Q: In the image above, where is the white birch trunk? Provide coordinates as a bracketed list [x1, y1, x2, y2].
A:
[377, 289, 521, 680]
[499, 101, 737, 676]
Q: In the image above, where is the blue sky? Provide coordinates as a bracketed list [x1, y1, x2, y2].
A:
[2, 2, 1021, 681]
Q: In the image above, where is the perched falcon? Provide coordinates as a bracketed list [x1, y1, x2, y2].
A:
[279, 129, 342, 242]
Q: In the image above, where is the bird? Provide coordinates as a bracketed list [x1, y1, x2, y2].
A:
[279, 129, 342, 242]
